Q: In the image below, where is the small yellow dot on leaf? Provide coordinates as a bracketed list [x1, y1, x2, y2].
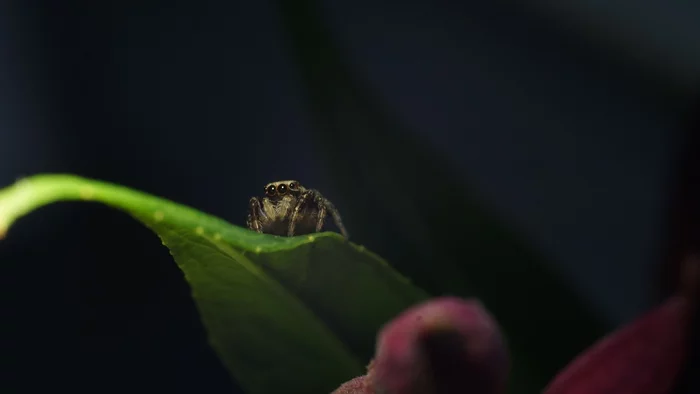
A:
[80, 187, 95, 200]
[195, 226, 204, 235]
[213, 233, 222, 241]
[255, 246, 262, 253]
[153, 211, 164, 222]
[307, 235, 315, 241]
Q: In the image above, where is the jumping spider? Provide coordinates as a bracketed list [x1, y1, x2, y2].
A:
[246, 180, 349, 239]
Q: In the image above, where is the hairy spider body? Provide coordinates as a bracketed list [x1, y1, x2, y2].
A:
[246, 180, 348, 239]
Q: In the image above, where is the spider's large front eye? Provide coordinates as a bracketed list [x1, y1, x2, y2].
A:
[278, 184, 287, 195]
[265, 185, 276, 196]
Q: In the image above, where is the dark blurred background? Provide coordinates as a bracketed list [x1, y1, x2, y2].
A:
[1, 1, 698, 393]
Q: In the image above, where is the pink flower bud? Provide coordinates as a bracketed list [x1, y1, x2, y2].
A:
[331, 375, 372, 394]
[370, 297, 509, 394]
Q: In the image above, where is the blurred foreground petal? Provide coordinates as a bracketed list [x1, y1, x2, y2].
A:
[544, 256, 699, 394]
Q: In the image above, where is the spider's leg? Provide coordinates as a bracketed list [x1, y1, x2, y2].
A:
[324, 199, 349, 239]
[246, 197, 263, 233]
[313, 193, 327, 233]
[288, 190, 315, 237]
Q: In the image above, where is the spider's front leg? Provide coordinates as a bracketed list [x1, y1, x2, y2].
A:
[314, 199, 327, 233]
[246, 197, 264, 233]
[287, 190, 316, 237]
[288, 189, 349, 239]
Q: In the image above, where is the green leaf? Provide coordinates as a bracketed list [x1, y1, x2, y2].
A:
[0, 174, 429, 394]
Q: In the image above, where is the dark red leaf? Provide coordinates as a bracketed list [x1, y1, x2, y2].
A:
[543, 295, 690, 394]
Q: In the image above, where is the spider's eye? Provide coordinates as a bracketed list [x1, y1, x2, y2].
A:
[289, 182, 297, 190]
[265, 185, 276, 196]
[278, 184, 287, 194]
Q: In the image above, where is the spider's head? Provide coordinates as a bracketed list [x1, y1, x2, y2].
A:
[263, 180, 304, 201]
